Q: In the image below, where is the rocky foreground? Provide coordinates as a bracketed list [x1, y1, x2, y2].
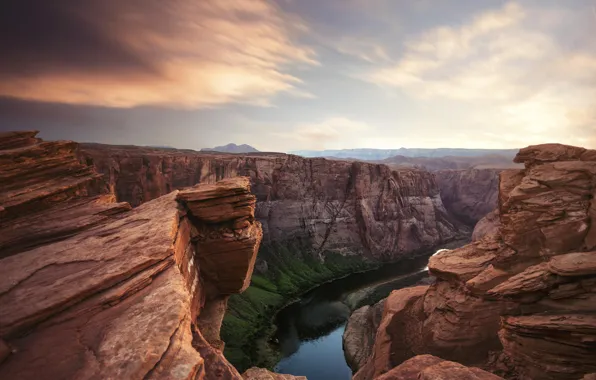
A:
[0, 131, 299, 379]
[348, 143, 596, 380]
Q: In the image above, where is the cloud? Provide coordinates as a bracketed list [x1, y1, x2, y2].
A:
[277, 117, 372, 149]
[364, 1, 596, 147]
[336, 38, 392, 63]
[0, 0, 317, 108]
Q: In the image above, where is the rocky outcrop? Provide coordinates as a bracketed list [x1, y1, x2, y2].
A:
[343, 299, 385, 371]
[354, 286, 429, 380]
[434, 169, 500, 226]
[376, 355, 504, 380]
[353, 143, 596, 380]
[472, 209, 500, 241]
[0, 132, 295, 379]
[0, 132, 130, 258]
[242, 367, 306, 380]
[498, 314, 596, 380]
[82, 144, 464, 262]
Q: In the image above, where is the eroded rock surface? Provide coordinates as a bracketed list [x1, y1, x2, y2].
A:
[353, 143, 596, 380]
[376, 355, 504, 380]
[472, 209, 500, 241]
[343, 299, 385, 371]
[242, 367, 306, 380]
[354, 286, 429, 380]
[82, 144, 465, 261]
[0, 132, 276, 379]
[0, 131, 129, 258]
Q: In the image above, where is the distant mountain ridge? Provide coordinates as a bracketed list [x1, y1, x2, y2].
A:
[291, 147, 519, 161]
[381, 153, 522, 171]
[201, 143, 259, 153]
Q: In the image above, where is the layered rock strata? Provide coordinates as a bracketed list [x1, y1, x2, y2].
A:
[82, 144, 463, 261]
[0, 132, 293, 379]
[0, 131, 130, 258]
[354, 143, 596, 380]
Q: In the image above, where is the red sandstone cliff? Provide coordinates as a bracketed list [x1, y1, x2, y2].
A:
[354, 143, 596, 380]
[81, 144, 465, 261]
[0, 132, 299, 379]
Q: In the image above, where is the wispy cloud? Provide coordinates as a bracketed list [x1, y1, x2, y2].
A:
[0, 0, 318, 108]
[364, 1, 596, 147]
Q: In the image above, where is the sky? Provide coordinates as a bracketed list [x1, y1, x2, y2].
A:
[0, 0, 595, 151]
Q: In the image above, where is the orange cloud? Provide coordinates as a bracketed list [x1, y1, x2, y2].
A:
[0, 0, 317, 108]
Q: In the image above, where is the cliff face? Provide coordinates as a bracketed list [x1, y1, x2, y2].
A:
[0, 132, 299, 379]
[343, 299, 386, 372]
[434, 169, 500, 226]
[82, 144, 464, 261]
[354, 143, 596, 380]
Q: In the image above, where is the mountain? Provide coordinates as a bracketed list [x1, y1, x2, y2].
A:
[201, 143, 259, 153]
[290, 148, 519, 161]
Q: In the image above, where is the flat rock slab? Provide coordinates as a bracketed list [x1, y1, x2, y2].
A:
[548, 251, 596, 276]
[376, 354, 503, 380]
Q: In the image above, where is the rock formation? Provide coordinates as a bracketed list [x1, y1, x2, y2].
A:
[242, 367, 306, 380]
[354, 143, 596, 380]
[434, 169, 500, 226]
[0, 131, 296, 379]
[81, 143, 464, 262]
[472, 209, 500, 241]
[343, 299, 385, 371]
[375, 354, 504, 380]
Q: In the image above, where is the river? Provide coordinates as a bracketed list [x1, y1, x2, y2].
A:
[271, 252, 438, 380]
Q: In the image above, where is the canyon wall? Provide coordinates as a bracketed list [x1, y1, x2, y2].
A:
[354, 143, 596, 380]
[82, 144, 465, 262]
[434, 168, 500, 226]
[81, 143, 486, 371]
[0, 132, 298, 379]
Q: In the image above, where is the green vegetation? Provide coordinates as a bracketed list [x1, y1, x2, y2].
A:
[221, 240, 378, 371]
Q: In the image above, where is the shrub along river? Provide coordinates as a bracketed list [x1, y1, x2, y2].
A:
[271, 251, 441, 380]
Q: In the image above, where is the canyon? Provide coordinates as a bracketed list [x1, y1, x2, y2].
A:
[81, 143, 469, 260]
[349, 143, 596, 380]
[81, 142, 496, 369]
[5, 130, 583, 379]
